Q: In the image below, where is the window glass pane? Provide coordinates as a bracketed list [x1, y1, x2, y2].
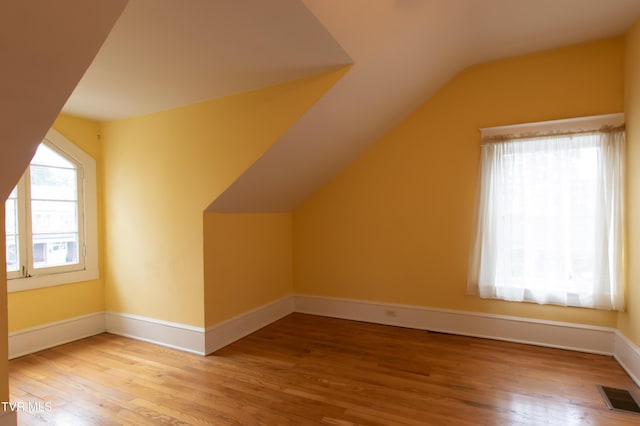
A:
[31, 200, 78, 234]
[31, 165, 77, 201]
[500, 143, 597, 290]
[28, 142, 81, 271]
[5, 196, 18, 235]
[6, 235, 19, 272]
[32, 234, 79, 268]
[31, 143, 74, 168]
[5, 188, 19, 273]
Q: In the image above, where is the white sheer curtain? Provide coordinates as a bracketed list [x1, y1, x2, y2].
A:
[468, 127, 624, 310]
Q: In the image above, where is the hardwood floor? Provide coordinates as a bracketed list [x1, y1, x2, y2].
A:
[9, 313, 640, 425]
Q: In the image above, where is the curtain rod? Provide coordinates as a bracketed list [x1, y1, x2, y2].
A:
[479, 113, 624, 141]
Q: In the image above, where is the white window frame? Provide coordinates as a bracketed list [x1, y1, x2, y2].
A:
[468, 113, 625, 310]
[7, 128, 98, 292]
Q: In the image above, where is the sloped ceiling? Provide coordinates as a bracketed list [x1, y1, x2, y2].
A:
[0, 0, 128, 201]
[61, 0, 640, 212]
[63, 0, 352, 120]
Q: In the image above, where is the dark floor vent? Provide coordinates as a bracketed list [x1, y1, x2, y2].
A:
[597, 385, 640, 415]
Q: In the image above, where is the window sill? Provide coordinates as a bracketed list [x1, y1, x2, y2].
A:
[7, 268, 98, 293]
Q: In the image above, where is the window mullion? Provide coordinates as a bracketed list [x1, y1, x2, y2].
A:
[11, 174, 29, 279]
[77, 166, 85, 266]
[22, 166, 33, 277]
[5, 184, 21, 280]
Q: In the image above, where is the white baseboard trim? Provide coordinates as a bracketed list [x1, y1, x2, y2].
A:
[7, 294, 640, 389]
[294, 294, 616, 355]
[614, 331, 640, 387]
[0, 411, 16, 426]
[6, 297, 295, 359]
[205, 295, 294, 354]
[8, 312, 105, 359]
[105, 311, 205, 355]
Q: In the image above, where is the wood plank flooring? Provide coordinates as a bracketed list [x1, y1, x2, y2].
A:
[9, 313, 640, 425]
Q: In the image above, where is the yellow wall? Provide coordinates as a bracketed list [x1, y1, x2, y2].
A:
[101, 68, 348, 327]
[294, 37, 624, 327]
[7, 114, 105, 331]
[5, 32, 634, 360]
[620, 18, 640, 345]
[204, 213, 292, 326]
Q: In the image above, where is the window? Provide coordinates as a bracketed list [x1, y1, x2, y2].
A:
[5, 128, 98, 292]
[468, 114, 624, 310]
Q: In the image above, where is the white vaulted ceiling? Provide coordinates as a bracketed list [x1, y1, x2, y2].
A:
[61, 0, 640, 212]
